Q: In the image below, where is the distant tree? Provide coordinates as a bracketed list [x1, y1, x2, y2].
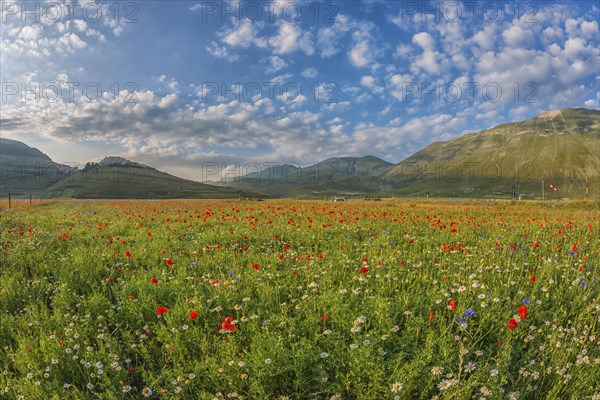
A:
[83, 162, 98, 171]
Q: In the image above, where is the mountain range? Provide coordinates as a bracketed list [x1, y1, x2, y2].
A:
[1, 108, 598, 199]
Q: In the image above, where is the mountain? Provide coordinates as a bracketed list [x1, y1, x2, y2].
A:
[226, 156, 394, 198]
[2, 108, 598, 200]
[0, 140, 254, 199]
[385, 108, 600, 199]
[0, 138, 75, 197]
[42, 156, 255, 199]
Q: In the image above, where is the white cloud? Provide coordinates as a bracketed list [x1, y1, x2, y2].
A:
[410, 32, 449, 75]
[206, 41, 239, 61]
[268, 22, 314, 55]
[18, 25, 42, 40]
[502, 25, 534, 47]
[412, 32, 435, 49]
[301, 68, 317, 78]
[395, 43, 412, 58]
[349, 40, 372, 67]
[265, 55, 288, 73]
[316, 14, 352, 57]
[222, 19, 262, 48]
[360, 75, 384, 94]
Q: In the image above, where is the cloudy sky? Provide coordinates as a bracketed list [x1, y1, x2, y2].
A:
[1, 0, 599, 181]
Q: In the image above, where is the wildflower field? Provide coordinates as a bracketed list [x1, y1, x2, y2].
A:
[0, 199, 598, 400]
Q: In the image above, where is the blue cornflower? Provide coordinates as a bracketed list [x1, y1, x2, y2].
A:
[464, 309, 475, 318]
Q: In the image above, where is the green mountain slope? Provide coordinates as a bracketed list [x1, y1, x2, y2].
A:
[0, 138, 74, 197]
[385, 108, 600, 199]
[42, 157, 252, 199]
[228, 156, 394, 198]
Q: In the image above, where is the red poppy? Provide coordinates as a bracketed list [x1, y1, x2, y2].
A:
[533, 241, 539, 249]
[125, 251, 132, 258]
[189, 310, 198, 320]
[428, 311, 435, 323]
[147, 231, 152, 236]
[508, 318, 518, 329]
[284, 243, 291, 249]
[156, 306, 169, 315]
[320, 312, 329, 321]
[518, 305, 527, 319]
[165, 258, 174, 266]
[252, 263, 260, 271]
[448, 299, 457, 311]
[361, 266, 369, 274]
[150, 277, 158, 284]
[530, 275, 536, 283]
[279, 253, 285, 260]
[220, 316, 237, 332]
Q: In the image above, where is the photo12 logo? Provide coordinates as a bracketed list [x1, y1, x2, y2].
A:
[197, 81, 339, 104]
[396, 1, 539, 24]
[200, 159, 359, 184]
[1, 1, 139, 24]
[397, 161, 541, 184]
[1, 81, 140, 104]
[399, 81, 538, 104]
[195, 1, 339, 23]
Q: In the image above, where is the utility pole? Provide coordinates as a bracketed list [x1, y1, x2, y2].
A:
[542, 180, 544, 203]
[585, 176, 589, 200]
[8, 193, 11, 209]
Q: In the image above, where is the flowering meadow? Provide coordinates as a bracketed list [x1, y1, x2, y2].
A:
[0, 199, 598, 400]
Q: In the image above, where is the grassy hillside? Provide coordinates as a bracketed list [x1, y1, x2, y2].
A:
[228, 156, 394, 198]
[385, 108, 600, 199]
[42, 164, 253, 199]
[0, 138, 73, 198]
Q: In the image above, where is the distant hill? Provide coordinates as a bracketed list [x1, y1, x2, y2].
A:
[42, 156, 255, 199]
[227, 156, 394, 198]
[0, 140, 254, 199]
[2, 107, 598, 199]
[0, 138, 74, 197]
[384, 108, 600, 199]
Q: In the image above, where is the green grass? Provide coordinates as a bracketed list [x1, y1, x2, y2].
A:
[0, 199, 598, 399]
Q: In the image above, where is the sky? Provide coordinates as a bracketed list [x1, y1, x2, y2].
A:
[1, 0, 599, 182]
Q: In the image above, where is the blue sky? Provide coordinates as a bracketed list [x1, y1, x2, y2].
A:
[1, 0, 599, 181]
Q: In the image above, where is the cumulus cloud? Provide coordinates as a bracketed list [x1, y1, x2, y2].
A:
[221, 19, 263, 48]
[410, 32, 450, 75]
[265, 55, 288, 73]
[268, 22, 314, 55]
[301, 68, 317, 78]
[360, 75, 384, 94]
